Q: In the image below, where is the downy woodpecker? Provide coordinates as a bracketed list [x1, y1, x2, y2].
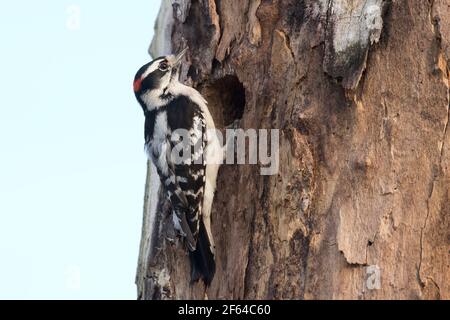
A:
[133, 49, 222, 286]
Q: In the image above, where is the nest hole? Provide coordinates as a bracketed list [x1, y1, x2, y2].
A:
[200, 75, 246, 128]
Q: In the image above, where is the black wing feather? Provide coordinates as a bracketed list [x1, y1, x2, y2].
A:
[145, 96, 207, 251]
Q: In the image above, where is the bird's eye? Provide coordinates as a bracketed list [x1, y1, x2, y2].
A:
[159, 62, 169, 71]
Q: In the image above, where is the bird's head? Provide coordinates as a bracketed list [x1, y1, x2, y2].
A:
[133, 48, 187, 99]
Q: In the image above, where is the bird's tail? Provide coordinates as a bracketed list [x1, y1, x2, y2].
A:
[189, 220, 216, 286]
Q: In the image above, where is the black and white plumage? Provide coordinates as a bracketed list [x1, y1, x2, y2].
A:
[133, 49, 222, 286]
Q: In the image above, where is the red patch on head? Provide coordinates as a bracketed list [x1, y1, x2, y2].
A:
[133, 78, 142, 92]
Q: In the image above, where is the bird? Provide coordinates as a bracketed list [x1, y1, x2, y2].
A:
[133, 48, 222, 286]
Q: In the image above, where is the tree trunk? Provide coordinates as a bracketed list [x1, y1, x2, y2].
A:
[136, 0, 449, 300]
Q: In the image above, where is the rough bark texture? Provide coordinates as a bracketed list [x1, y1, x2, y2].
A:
[136, 0, 450, 300]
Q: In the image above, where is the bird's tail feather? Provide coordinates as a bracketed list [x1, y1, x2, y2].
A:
[189, 220, 215, 286]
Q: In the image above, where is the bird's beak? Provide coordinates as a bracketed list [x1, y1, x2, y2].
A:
[173, 47, 188, 67]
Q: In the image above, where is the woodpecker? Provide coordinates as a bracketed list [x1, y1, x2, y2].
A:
[133, 48, 222, 286]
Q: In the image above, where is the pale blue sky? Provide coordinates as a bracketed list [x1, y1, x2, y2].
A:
[0, 1, 160, 299]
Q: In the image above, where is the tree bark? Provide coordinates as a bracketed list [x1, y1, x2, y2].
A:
[136, 0, 449, 300]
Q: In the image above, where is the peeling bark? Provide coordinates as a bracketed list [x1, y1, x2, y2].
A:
[136, 0, 450, 299]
